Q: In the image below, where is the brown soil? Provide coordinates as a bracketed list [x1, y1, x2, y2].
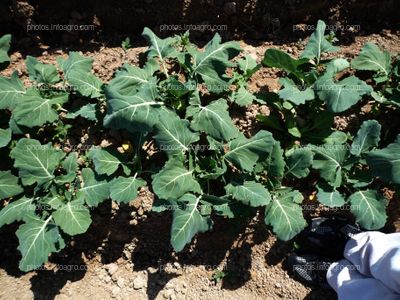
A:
[0, 29, 400, 300]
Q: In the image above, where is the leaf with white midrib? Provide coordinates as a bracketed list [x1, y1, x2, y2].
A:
[170, 194, 212, 252]
[16, 215, 60, 271]
[110, 175, 146, 203]
[348, 190, 387, 230]
[53, 200, 91, 235]
[152, 156, 202, 200]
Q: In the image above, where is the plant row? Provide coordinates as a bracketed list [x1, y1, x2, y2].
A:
[0, 20, 399, 271]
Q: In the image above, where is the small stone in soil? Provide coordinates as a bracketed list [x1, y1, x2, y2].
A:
[133, 276, 147, 289]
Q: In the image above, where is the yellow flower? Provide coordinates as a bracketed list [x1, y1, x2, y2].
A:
[121, 141, 133, 153]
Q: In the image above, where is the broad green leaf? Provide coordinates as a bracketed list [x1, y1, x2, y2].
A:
[41, 194, 63, 210]
[315, 76, 372, 113]
[225, 181, 271, 207]
[16, 215, 60, 271]
[110, 175, 146, 203]
[301, 20, 338, 63]
[0, 197, 33, 228]
[77, 168, 110, 207]
[88, 147, 122, 176]
[350, 120, 381, 156]
[0, 170, 23, 199]
[324, 58, 350, 78]
[237, 54, 260, 78]
[13, 89, 68, 127]
[324, 131, 348, 144]
[310, 144, 349, 188]
[0, 127, 11, 148]
[367, 137, 400, 184]
[224, 130, 275, 171]
[265, 190, 307, 241]
[57, 152, 78, 183]
[262, 48, 308, 79]
[142, 27, 176, 74]
[278, 78, 314, 105]
[348, 190, 387, 230]
[66, 103, 98, 121]
[53, 199, 91, 235]
[316, 184, 345, 207]
[10, 139, 64, 186]
[62, 152, 78, 174]
[257, 141, 285, 183]
[25, 56, 60, 84]
[154, 109, 200, 156]
[188, 99, 239, 141]
[351, 43, 391, 77]
[109, 60, 158, 95]
[231, 85, 256, 106]
[171, 194, 212, 252]
[58, 51, 93, 78]
[189, 33, 241, 93]
[286, 148, 313, 178]
[152, 156, 201, 199]
[67, 69, 103, 98]
[0, 34, 11, 65]
[104, 86, 162, 133]
[0, 71, 26, 110]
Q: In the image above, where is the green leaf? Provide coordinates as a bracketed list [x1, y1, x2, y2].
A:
[0, 71, 26, 110]
[152, 156, 201, 199]
[104, 86, 162, 133]
[350, 120, 381, 156]
[323, 58, 350, 79]
[257, 141, 285, 183]
[0, 170, 23, 199]
[88, 147, 122, 176]
[25, 56, 60, 84]
[265, 190, 307, 241]
[262, 48, 308, 79]
[53, 199, 91, 235]
[367, 137, 400, 184]
[348, 190, 387, 230]
[77, 168, 110, 207]
[0, 197, 32, 228]
[310, 144, 349, 188]
[10, 138, 64, 186]
[66, 103, 98, 121]
[154, 109, 200, 156]
[278, 77, 314, 105]
[110, 175, 146, 203]
[351, 43, 391, 77]
[237, 54, 260, 78]
[0, 34, 11, 65]
[189, 33, 241, 93]
[0, 127, 11, 148]
[16, 215, 60, 271]
[170, 194, 212, 252]
[231, 85, 256, 106]
[13, 89, 68, 127]
[324, 131, 348, 144]
[224, 130, 275, 171]
[188, 99, 239, 141]
[62, 152, 78, 174]
[142, 27, 176, 75]
[67, 69, 103, 98]
[109, 60, 158, 96]
[300, 20, 338, 63]
[225, 181, 271, 207]
[58, 51, 93, 78]
[316, 184, 345, 207]
[286, 148, 313, 178]
[315, 76, 372, 113]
